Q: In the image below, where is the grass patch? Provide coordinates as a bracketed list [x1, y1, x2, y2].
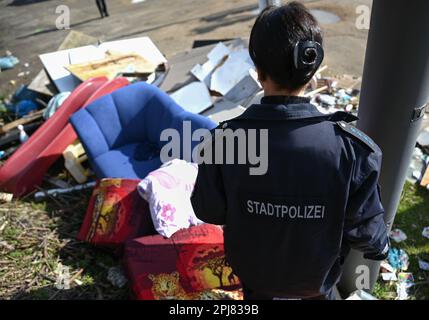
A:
[0, 192, 128, 300]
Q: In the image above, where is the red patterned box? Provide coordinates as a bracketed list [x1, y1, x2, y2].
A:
[124, 224, 242, 300]
[77, 178, 156, 248]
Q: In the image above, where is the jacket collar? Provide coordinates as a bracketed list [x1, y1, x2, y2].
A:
[232, 95, 358, 123]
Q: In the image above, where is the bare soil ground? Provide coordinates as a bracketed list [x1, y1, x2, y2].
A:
[0, 0, 371, 97]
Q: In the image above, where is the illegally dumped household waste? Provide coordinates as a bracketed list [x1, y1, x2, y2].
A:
[0, 53, 19, 71]
[107, 266, 128, 288]
[422, 226, 429, 239]
[44, 92, 71, 120]
[381, 248, 416, 300]
[17, 125, 28, 144]
[0, 37, 370, 300]
[346, 290, 378, 300]
[389, 228, 407, 243]
[388, 248, 409, 271]
[396, 272, 414, 300]
[418, 259, 429, 271]
[137, 159, 204, 238]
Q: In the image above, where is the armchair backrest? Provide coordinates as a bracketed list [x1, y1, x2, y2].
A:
[71, 82, 216, 161]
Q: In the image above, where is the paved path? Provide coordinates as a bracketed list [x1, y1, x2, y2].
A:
[0, 0, 371, 96]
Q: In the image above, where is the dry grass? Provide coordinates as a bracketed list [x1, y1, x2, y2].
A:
[0, 190, 128, 300]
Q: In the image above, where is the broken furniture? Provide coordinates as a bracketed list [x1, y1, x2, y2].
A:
[70, 82, 216, 180]
[0, 77, 129, 197]
[63, 141, 90, 183]
[77, 178, 155, 249]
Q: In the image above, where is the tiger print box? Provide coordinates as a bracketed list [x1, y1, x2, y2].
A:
[77, 178, 156, 249]
[124, 224, 243, 300]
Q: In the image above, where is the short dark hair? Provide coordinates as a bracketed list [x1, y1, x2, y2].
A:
[249, 2, 323, 90]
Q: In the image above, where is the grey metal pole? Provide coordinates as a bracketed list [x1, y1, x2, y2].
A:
[339, 0, 429, 296]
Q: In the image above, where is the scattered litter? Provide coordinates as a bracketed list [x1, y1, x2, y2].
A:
[191, 42, 230, 85]
[412, 170, 422, 181]
[12, 100, 38, 117]
[345, 104, 354, 112]
[170, 81, 213, 114]
[422, 227, 429, 239]
[417, 127, 429, 146]
[319, 94, 339, 106]
[346, 290, 378, 300]
[138, 159, 203, 238]
[0, 192, 13, 203]
[0, 55, 19, 70]
[408, 147, 427, 183]
[396, 273, 414, 300]
[44, 176, 72, 189]
[44, 92, 71, 120]
[17, 125, 29, 144]
[107, 266, 128, 288]
[0, 147, 18, 161]
[381, 272, 397, 281]
[380, 260, 396, 273]
[34, 181, 97, 201]
[418, 259, 429, 271]
[389, 228, 407, 243]
[388, 248, 409, 271]
[63, 142, 90, 183]
[210, 55, 255, 96]
[17, 71, 30, 78]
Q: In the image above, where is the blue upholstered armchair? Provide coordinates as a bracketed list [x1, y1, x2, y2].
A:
[70, 82, 216, 179]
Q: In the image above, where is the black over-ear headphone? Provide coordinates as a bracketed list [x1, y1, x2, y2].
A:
[293, 40, 324, 85]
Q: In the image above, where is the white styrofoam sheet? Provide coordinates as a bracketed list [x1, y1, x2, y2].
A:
[190, 42, 230, 85]
[40, 36, 166, 92]
[202, 98, 246, 124]
[170, 81, 213, 114]
[210, 55, 254, 96]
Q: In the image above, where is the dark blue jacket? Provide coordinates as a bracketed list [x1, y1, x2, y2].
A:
[191, 96, 389, 299]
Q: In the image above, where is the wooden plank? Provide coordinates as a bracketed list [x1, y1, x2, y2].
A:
[66, 51, 156, 81]
[0, 110, 44, 134]
[304, 85, 329, 98]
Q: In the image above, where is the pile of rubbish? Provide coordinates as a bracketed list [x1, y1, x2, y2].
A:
[0, 31, 363, 201]
[373, 227, 429, 300]
[7, 31, 425, 301]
